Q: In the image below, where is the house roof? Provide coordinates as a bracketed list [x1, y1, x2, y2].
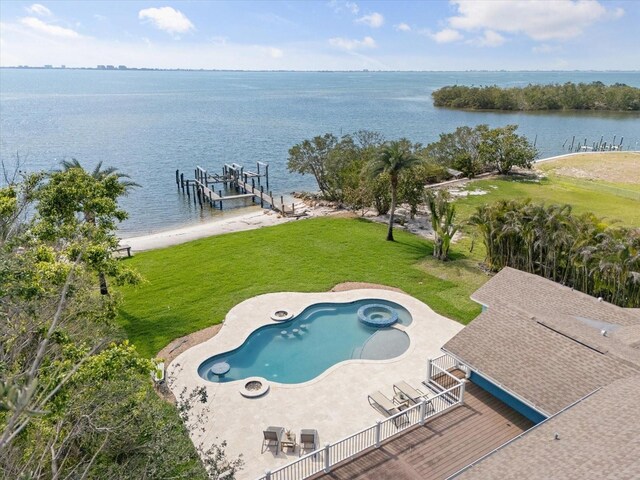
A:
[443, 267, 640, 416]
[471, 267, 640, 327]
[452, 374, 640, 480]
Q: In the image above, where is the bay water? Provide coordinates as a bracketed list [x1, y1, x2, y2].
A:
[1, 69, 638, 236]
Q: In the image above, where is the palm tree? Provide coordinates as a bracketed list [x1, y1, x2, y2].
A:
[59, 159, 139, 295]
[425, 190, 459, 261]
[60, 159, 140, 190]
[369, 141, 421, 241]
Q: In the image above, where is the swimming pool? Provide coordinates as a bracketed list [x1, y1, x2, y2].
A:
[197, 298, 412, 384]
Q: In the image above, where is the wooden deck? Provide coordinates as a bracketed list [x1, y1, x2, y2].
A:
[312, 381, 533, 480]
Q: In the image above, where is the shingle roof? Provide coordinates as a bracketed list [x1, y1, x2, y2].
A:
[452, 374, 640, 480]
[443, 267, 640, 416]
[471, 267, 640, 327]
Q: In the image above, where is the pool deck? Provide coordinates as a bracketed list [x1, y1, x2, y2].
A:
[168, 289, 464, 480]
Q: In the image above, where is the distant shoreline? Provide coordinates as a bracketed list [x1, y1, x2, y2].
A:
[2, 66, 639, 73]
[432, 82, 640, 112]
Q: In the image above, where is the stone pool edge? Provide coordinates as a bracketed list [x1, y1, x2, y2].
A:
[168, 289, 427, 392]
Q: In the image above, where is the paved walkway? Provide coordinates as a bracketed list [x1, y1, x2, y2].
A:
[168, 290, 463, 480]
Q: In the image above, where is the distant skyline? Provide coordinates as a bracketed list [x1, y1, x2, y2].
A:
[1, 1, 639, 71]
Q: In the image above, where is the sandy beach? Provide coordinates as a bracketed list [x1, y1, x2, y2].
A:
[120, 202, 335, 252]
[121, 152, 640, 253]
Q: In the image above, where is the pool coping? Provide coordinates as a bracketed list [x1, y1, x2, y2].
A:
[169, 289, 423, 391]
[167, 289, 464, 480]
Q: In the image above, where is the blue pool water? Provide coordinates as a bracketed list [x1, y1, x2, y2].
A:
[198, 299, 412, 384]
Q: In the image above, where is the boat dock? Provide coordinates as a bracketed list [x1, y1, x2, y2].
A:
[175, 162, 300, 216]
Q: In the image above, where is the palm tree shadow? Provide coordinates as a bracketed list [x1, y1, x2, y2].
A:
[394, 239, 432, 259]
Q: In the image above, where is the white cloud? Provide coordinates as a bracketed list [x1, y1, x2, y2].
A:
[430, 28, 463, 44]
[329, 35, 376, 51]
[20, 17, 80, 38]
[532, 43, 561, 54]
[328, 1, 359, 15]
[473, 30, 505, 47]
[0, 22, 293, 70]
[356, 12, 384, 28]
[210, 35, 229, 46]
[395, 23, 411, 32]
[346, 2, 359, 14]
[448, 0, 612, 41]
[1, 17, 637, 71]
[138, 7, 194, 35]
[25, 4, 52, 17]
[265, 47, 284, 58]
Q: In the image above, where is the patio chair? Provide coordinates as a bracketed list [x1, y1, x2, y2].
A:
[368, 391, 409, 426]
[299, 429, 318, 456]
[393, 381, 427, 405]
[368, 391, 399, 415]
[262, 426, 284, 453]
[394, 381, 435, 414]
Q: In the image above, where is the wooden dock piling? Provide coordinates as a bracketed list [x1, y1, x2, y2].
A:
[175, 160, 292, 215]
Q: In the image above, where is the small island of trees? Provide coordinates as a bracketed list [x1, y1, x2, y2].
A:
[432, 81, 640, 111]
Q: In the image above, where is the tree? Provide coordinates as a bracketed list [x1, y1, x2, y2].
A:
[35, 159, 140, 295]
[369, 140, 421, 241]
[1, 172, 241, 479]
[425, 125, 489, 178]
[287, 133, 340, 200]
[479, 125, 537, 174]
[431, 82, 640, 111]
[1, 160, 43, 244]
[341, 131, 386, 212]
[469, 199, 640, 307]
[425, 190, 459, 261]
[398, 163, 449, 219]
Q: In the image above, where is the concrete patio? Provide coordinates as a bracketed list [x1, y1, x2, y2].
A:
[168, 289, 463, 480]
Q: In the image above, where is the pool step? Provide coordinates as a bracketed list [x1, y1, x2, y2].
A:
[301, 307, 337, 321]
[351, 346, 363, 359]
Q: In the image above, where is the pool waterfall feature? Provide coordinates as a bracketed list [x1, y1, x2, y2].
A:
[198, 299, 411, 384]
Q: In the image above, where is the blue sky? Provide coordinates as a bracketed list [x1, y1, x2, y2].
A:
[1, 1, 638, 70]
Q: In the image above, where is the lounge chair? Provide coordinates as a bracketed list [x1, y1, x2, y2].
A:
[368, 391, 400, 415]
[262, 426, 284, 453]
[394, 381, 435, 414]
[368, 391, 409, 426]
[299, 429, 318, 456]
[393, 381, 427, 405]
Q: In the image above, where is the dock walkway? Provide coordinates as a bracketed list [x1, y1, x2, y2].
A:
[176, 162, 300, 216]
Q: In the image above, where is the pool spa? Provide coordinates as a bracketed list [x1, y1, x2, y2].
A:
[198, 299, 412, 384]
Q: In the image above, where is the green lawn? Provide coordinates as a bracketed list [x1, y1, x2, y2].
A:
[118, 167, 640, 359]
[117, 217, 486, 358]
[454, 174, 640, 227]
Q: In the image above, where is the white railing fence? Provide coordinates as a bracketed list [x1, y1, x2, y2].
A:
[426, 354, 468, 402]
[429, 353, 467, 376]
[258, 358, 465, 480]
